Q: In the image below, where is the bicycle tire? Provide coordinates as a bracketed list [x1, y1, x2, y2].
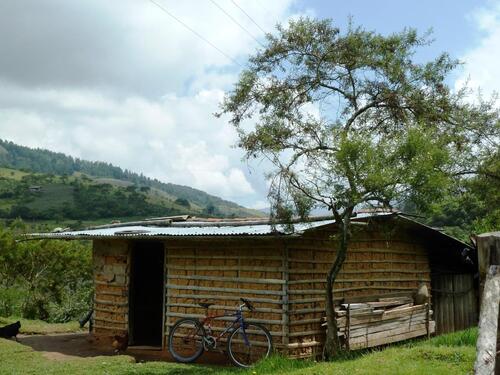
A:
[168, 318, 205, 363]
[227, 322, 273, 367]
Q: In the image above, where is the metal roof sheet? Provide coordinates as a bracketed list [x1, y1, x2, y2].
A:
[25, 219, 337, 240]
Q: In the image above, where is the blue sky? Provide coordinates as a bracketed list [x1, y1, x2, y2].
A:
[0, 0, 497, 210]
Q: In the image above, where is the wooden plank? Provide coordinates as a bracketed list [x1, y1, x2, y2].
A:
[343, 292, 413, 304]
[167, 265, 284, 272]
[338, 312, 429, 332]
[289, 269, 429, 275]
[168, 293, 283, 304]
[166, 284, 286, 296]
[166, 303, 283, 314]
[167, 274, 285, 284]
[350, 322, 435, 350]
[288, 259, 428, 265]
[282, 246, 290, 350]
[349, 322, 435, 348]
[336, 305, 429, 326]
[166, 311, 284, 325]
[167, 254, 283, 260]
[290, 285, 420, 295]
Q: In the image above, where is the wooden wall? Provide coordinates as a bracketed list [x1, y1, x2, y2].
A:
[164, 238, 288, 350]
[286, 224, 431, 358]
[90, 223, 474, 359]
[92, 239, 130, 341]
[432, 273, 477, 334]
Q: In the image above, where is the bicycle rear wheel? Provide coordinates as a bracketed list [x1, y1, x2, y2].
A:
[168, 318, 205, 363]
[227, 323, 272, 367]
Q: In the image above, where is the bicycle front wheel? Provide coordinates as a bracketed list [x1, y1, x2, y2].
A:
[168, 318, 205, 363]
[227, 323, 273, 367]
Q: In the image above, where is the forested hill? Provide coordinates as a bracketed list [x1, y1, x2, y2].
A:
[0, 139, 262, 222]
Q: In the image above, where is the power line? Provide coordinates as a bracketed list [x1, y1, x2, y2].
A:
[147, 0, 242, 67]
[230, 0, 267, 34]
[209, 0, 264, 47]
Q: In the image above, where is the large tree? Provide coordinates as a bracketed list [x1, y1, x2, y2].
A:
[218, 18, 499, 358]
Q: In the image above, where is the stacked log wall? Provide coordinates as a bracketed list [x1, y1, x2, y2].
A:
[92, 239, 130, 341]
[164, 238, 288, 351]
[286, 225, 432, 359]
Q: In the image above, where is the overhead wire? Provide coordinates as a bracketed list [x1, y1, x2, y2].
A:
[230, 0, 267, 34]
[208, 0, 264, 47]
[147, 0, 242, 67]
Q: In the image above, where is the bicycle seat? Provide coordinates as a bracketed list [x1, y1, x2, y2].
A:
[198, 302, 214, 309]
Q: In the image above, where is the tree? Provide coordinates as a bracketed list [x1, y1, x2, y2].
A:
[218, 18, 499, 358]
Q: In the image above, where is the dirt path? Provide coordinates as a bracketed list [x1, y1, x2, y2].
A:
[17, 333, 228, 364]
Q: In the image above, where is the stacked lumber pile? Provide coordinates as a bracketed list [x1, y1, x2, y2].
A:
[331, 296, 435, 350]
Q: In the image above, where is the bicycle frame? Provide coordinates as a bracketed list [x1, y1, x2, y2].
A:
[201, 305, 250, 347]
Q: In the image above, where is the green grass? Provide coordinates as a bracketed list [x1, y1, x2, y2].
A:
[0, 327, 477, 375]
[0, 167, 29, 181]
[0, 317, 82, 335]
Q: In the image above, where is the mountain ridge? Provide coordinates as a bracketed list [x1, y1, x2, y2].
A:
[0, 139, 263, 223]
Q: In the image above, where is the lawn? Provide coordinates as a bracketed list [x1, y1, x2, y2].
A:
[0, 325, 476, 375]
[0, 316, 82, 335]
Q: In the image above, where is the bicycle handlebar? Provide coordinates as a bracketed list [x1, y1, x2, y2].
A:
[240, 298, 255, 312]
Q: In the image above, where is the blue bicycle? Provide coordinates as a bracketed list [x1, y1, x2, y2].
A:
[168, 298, 273, 367]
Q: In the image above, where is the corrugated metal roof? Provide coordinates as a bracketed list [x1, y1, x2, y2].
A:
[24, 219, 337, 240]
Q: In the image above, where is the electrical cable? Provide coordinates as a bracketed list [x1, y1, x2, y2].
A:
[147, 0, 242, 67]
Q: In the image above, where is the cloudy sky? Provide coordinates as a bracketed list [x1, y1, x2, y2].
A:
[0, 0, 498, 209]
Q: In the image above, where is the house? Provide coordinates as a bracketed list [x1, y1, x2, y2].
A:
[28, 185, 42, 192]
[27, 212, 477, 359]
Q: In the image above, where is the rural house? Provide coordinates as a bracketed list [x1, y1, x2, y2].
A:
[28, 212, 477, 359]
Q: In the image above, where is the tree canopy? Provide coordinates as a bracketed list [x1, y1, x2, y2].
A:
[219, 18, 499, 358]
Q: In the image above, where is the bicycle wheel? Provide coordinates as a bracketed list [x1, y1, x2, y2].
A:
[168, 318, 205, 363]
[227, 323, 273, 367]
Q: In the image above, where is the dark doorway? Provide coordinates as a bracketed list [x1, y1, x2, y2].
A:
[130, 241, 165, 347]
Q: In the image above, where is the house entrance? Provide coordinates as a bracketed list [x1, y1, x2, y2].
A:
[129, 241, 165, 347]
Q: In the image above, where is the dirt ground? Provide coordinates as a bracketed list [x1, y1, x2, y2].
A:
[17, 333, 229, 364]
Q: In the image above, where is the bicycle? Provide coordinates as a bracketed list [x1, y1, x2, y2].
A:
[168, 298, 273, 367]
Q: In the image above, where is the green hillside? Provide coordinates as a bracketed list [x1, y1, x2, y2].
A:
[0, 140, 263, 226]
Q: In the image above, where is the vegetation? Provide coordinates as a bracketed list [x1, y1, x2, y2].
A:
[0, 328, 477, 374]
[0, 221, 92, 323]
[421, 152, 500, 241]
[0, 316, 81, 335]
[218, 17, 499, 358]
[0, 139, 262, 221]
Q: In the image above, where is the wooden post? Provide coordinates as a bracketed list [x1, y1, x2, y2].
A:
[474, 265, 500, 375]
[346, 303, 351, 351]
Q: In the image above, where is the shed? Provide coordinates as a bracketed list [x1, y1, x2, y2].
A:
[28, 212, 477, 359]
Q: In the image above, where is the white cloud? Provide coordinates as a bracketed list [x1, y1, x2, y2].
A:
[0, 0, 314, 208]
[455, 1, 500, 99]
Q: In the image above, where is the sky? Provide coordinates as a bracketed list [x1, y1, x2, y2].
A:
[0, 0, 498, 209]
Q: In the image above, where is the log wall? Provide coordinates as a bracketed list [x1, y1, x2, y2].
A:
[286, 225, 431, 358]
[164, 238, 288, 350]
[92, 239, 130, 341]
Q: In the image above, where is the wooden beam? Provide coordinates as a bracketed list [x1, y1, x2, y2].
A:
[475, 265, 500, 375]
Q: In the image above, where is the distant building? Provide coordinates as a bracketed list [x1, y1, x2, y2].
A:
[28, 185, 42, 192]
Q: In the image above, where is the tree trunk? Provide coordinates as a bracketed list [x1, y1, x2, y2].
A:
[323, 214, 351, 360]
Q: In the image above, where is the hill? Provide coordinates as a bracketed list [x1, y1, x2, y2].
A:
[0, 139, 262, 225]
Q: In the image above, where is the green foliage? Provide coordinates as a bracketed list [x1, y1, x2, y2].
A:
[0, 221, 92, 322]
[417, 152, 500, 241]
[219, 16, 498, 227]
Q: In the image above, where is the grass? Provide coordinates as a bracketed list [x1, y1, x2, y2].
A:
[0, 316, 82, 335]
[0, 324, 477, 375]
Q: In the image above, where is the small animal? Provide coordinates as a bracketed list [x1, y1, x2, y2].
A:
[112, 332, 129, 354]
[414, 283, 430, 305]
[0, 321, 21, 341]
